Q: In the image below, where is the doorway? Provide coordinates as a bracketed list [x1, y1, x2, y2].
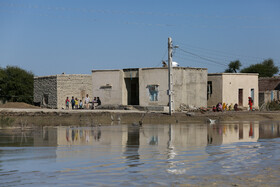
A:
[125, 78, 139, 105]
[251, 89, 254, 103]
[238, 89, 243, 106]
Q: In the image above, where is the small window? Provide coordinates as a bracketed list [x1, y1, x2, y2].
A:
[147, 85, 159, 101]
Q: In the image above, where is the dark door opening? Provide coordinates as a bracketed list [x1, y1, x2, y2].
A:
[238, 89, 243, 106]
[125, 78, 139, 105]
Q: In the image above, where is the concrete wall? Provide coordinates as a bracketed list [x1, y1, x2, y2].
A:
[92, 70, 125, 105]
[139, 68, 169, 107]
[139, 67, 207, 110]
[207, 75, 223, 107]
[34, 76, 57, 108]
[57, 74, 93, 109]
[207, 73, 259, 108]
[173, 68, 207, 109]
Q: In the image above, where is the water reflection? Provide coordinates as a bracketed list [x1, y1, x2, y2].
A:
[1, 122, 280, 147]
[207, 122, 259, 145]
[124, 125, 140, 168]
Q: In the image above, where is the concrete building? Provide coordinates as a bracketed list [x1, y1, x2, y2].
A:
[34, 74, 92, 109]
[258, 77, 280, 106]
[207, 73, 259, 108]
[92, 67, 207, 111]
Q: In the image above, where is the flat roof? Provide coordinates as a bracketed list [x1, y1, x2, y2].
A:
[34, 74, 91, 79]
[92, 67, 207, 72]
[208, 73, 259, 76]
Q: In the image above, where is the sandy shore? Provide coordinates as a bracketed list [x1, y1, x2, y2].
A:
[1, 107, 280, 127]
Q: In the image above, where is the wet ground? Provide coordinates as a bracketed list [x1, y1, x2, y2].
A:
[1, 121, 280, 186]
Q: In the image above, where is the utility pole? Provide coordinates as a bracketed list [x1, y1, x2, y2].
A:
[168, 37, 174, 115]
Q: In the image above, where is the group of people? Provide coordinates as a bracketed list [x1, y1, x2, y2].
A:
[212, 97, 254, 112]
[212, 103, 239, 112]
[65, 94, 101, 110]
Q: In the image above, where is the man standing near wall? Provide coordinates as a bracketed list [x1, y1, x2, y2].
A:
[85, 94, 90, 109]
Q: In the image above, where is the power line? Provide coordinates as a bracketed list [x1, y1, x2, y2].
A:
[176, 48, 228, 67]
[175, 41, 280, 63]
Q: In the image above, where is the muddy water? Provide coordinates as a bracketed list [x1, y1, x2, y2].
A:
[1, 121, 280, 186]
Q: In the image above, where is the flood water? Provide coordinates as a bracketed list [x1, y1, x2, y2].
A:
[1, 121, 280, 186]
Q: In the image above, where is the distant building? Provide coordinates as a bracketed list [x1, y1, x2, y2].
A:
[92, 67, 207, 111]
[258, 76, 280, 106]
[34, 74, 92, 109]
[207, 73, 259, 109]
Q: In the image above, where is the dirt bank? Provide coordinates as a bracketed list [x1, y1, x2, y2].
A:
[1, 108, 280, 127]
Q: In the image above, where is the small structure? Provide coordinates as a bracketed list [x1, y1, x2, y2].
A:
[92, 67, 207, 111]
[34, 74, 92, 109]
[207, 73, 259, 109]
[258, 76, 280, 106]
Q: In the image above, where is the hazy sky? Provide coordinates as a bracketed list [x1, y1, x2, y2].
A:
[0, 0, 280, 76]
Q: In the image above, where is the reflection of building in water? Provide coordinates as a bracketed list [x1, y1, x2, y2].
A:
[259, 122, 280, 139]
[207, 122, 259, 145]
[139, 124, 208, 148]
[34, 126, 129, 147]
[34, 127, 59, 146]
[124, 125, 140, 167]
[138, 124, 208, 164]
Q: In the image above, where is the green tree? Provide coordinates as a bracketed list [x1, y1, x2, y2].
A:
[225, 60, 242, 73]
[0, 66, 34, 104]
[240, 59, 279, 77]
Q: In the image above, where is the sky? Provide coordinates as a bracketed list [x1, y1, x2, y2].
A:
[0, 0, 280, 76]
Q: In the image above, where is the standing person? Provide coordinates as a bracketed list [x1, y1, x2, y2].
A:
[65, 97, 70, 109]
[248, 97, 253, 111]
[84, 94, 90, 109]
[71, 96, 75, 109]
[97, 97, 101, 106]
[75, 97, 79, 109]
[92, 97, 97, 109]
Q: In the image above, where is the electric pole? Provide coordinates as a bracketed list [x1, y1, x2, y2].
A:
[168, 37, 174, 115]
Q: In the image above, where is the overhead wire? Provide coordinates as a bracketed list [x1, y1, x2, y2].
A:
[176, 48, 228, 67]
[175, 41, 280, 65]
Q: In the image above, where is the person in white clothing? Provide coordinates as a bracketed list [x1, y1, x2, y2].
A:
[84, 94, 90, 109]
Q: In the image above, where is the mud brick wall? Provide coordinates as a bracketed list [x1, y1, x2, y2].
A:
[56, 74, 93, 109]
[34, 76, 58, 108]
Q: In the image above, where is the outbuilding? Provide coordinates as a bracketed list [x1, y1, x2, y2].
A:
[34, 74, 92, 109]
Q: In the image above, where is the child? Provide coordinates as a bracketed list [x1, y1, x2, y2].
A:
[79, 100, 83, 109]
[65, 97, 70, 109]
[75, 98, 79, 109]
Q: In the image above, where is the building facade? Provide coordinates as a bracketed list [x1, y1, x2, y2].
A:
[34, 74, 92, 109]
[258, 77, 280, 106]
[92, 67, 207, 111]
[207, 73, 259, 109]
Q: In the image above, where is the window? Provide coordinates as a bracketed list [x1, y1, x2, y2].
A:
[147, 85, 159, 101]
